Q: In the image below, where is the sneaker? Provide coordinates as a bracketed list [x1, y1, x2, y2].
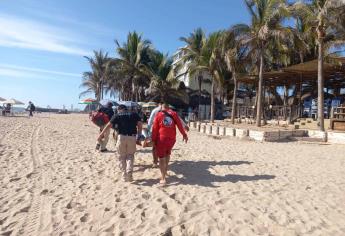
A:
[96, 143, 100, 150]
[100, 148, 108, 153]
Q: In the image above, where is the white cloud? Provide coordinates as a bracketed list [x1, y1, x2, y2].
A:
[0, 14, 91, 56]
[0, 64, 80, 81]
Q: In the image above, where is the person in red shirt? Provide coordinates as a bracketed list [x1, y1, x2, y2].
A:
[152, 103, 188, 185]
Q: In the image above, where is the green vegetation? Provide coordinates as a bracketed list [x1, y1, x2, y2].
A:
[80, 0, 344, 129]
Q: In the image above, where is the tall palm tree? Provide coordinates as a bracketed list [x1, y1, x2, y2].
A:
[293, 0, 345, 131]
[180, 31, 224, 122]
[179, 28, 208, 112]
[80, 50, 111, 101]
[113, 31, 152, 101]
[236, 0, 290, 127]
[143, 50, 188, 104]
[221, 29, 247, 124]
[201, 31, 224, 122]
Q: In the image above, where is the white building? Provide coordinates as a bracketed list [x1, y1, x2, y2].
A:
[172, 48, 212, 95]
[172, 48, 213, 120]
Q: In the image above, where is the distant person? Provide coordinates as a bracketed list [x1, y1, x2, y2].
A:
[2, 104, 11, 116]
[98, 105, 142, 182]
[152, 103, 188, 186]
[96, 102, 114, 152]
[147, 103, 188, 168]
[27, 101, 35, 117]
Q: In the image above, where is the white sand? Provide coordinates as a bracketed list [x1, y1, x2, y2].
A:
[1, 114, 345, 236]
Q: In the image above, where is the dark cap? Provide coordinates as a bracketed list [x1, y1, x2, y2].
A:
[118, 104, 127, 110]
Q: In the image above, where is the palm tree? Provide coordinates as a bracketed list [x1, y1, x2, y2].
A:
[143, 50, 188, 104]
[201, 31, 224, 122]
[181, 31, 225, 122]
[113, 31, 152, 101]
[179, 28, 208, 113]
[221, 29, 247, 124]
[235, 0, 290, 127]
[293, 0, 345, 131]
[80, 50, 111, 101]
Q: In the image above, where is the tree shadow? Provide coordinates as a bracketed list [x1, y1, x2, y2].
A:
[134, 160, 275, 188]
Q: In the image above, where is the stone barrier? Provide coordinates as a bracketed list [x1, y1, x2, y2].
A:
[225, 127, 235, 137]
[191, 122, 345, 144]
[219, 126, 226, 136]
[235, 129, 249, 138]
[212, 126, 219, 135]
[206, 124, 212, 135]
[248, 130, 265, 141]
[328, 132, 345, 144]
[308, 130, 327, 141]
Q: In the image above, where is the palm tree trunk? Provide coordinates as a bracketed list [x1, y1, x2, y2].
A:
[131, 77, 135, 101]
[210, 79, 215, 122]
[283, 85, 288, 120]
[317, 37, 325, 131]
[198, 74, 202, 120]
[231, 75, 238, 124]
[256, 52, 264, 127]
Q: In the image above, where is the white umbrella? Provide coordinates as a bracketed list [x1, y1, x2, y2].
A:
[0, 98, 25, 105]
[117, 101, 139, 108]
[99, 99, 118, 107]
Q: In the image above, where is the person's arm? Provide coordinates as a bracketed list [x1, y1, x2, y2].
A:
[136, 121, 143, 145]
[147, 109, 158, 130]
[178, 116, 189, 132]
[173, 112, 188, 143]
[97, 122, 112, 142]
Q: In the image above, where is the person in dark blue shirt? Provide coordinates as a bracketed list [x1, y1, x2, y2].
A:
[98, 105, 142, 182]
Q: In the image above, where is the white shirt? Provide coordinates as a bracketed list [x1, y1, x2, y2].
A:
[147, 106, 186, 133]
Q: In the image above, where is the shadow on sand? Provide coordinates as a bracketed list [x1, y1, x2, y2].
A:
[134, 160, 275, 187]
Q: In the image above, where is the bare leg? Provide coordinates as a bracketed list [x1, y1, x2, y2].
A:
[152, 147, 158, 167]
[165, 155, 170, 176]
[159, 157, 166, 185]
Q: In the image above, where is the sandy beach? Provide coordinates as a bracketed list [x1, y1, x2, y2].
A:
[1, 114, 345, 235]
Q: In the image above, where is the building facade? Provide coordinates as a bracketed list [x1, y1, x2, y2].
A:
[172, 48, 212, 95]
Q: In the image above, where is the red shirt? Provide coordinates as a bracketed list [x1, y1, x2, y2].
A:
[152, 109, 187, 142]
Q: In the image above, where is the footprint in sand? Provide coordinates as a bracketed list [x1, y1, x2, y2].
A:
[80, 213, 89, 222]
[9, 177, 21, 182]
[141, 193, 151, 200]
[40, 189, 49, 195]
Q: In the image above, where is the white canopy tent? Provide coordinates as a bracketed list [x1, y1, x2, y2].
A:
[0, 98, 25, 105]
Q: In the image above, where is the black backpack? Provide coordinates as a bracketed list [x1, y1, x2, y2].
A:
[31, 104, 36, 111]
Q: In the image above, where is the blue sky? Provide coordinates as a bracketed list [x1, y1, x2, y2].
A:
[0, 0, 249, 109]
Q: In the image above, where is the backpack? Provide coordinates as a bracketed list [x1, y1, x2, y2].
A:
[160, 110, 177, 127]
[31, 104, 35, 111]
[90, 111, 109, 127]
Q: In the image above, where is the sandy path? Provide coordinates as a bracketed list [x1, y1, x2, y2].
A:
[1, 114, 345, 236]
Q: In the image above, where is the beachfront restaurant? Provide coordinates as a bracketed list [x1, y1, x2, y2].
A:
[236, 57, 345, 131]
